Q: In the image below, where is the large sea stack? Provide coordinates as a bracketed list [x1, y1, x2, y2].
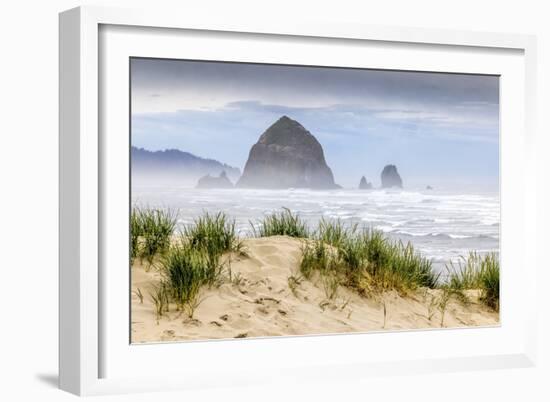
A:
[237, 116, 339, 189]
[380, 165, 403, 188]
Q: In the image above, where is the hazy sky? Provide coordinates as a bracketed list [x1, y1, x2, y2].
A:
[131, 58, 499, 190]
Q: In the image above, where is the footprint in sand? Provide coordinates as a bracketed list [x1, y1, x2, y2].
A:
[256, 306, 270, 315]
[160, 330, 175, 341]
[254, 296, 280, 305]
[183, 318, 202, 327]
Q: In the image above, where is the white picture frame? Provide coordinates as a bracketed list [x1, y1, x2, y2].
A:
[59, 5, 538, 396]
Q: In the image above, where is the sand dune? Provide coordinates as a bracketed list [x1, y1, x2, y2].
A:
[131, 236, 499, 343]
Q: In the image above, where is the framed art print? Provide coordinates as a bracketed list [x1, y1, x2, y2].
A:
[129, 58, 501, 343]
[59, 6, 538, 395]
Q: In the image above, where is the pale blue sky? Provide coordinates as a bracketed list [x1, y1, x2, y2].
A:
[131, 58, 499, 191]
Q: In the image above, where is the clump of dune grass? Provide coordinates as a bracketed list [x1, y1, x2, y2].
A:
[316, 218, 357, 247]
[447, 252, 481, 290]
[184, 212, 244, 258]
[337, 235, 368, 288]
[446, 251, 500, 310]
[300, 240, 338, 279]
[479, 253, 500, 310]
[149, 282, 169, 321]
[385, 241, 438, 290]
[130, 208, 143, 263]
[252, 207, 309, 238]
[437, 285, 453, 327]
[321, 271, 340, 300]
[160, 242, 221, 316]
[362, 229, 439, 291]
[131, 207, 177, 264]
[141, 208, 177, 262]
[300, 240, 342, 299]
[148, 211, 250, 320]
[299, 221, 439, 297]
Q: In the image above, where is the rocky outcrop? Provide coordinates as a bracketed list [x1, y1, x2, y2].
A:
[236, 116, 339, 189]
[359, 176, 373, 190]
[380, 165, 403, 189]
[196, 171, 234, 189]
[131, 146, 241, 185]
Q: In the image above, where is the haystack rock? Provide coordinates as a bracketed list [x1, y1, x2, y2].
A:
[196, 171, 234, 189]
[381, 164, 403, 188]
[237, 116, 339, 189]
[358, 176, 373, 190]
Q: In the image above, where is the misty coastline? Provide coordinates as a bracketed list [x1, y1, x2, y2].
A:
[132, 186, 499, 275]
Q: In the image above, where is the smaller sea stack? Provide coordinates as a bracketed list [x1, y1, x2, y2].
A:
[196, 171, 234, 189]
[358, 176, 373, 190]
[381, 165, 403, 189]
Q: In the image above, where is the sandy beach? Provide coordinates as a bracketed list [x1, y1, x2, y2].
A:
[131, 235, 499, 343]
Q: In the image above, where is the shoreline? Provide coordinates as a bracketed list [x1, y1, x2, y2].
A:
[131, 188, 500, 272]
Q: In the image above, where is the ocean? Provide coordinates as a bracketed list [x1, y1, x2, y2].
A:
[132, 186, 499, 274]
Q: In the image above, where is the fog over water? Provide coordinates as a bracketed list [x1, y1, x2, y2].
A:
[132, 185, 499, 275]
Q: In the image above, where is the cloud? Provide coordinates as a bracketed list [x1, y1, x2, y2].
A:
[161, 99, 498, 143]
[129, 58, 499, 190]
[130, 58, 499, 116]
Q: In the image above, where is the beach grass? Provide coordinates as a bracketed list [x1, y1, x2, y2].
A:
[160, 243, 219, 314]
[446, 251, 500, 310]
[300, 221, 438, 295]
[252, 209, 443, 294]
[447, 252, 481, 290]
[131, 207, 177, 263]
[130, 208, 143, 263]
[361, 229, 439, 290]
[149, 282, 169, 320]
[151, 212, 245, 318]
[300, 240, 336, 279]
[132, 207, 497, 316]
[380, 240, 439, 290]
[184, 211, 244, 259]
[479, 253, 500, 310]
[251, 207, 309, 238]
[300, 240, 341, 299]
[316, 218, 357, 247]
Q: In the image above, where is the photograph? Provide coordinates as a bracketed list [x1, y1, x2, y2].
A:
[129, 57, 500, 343]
